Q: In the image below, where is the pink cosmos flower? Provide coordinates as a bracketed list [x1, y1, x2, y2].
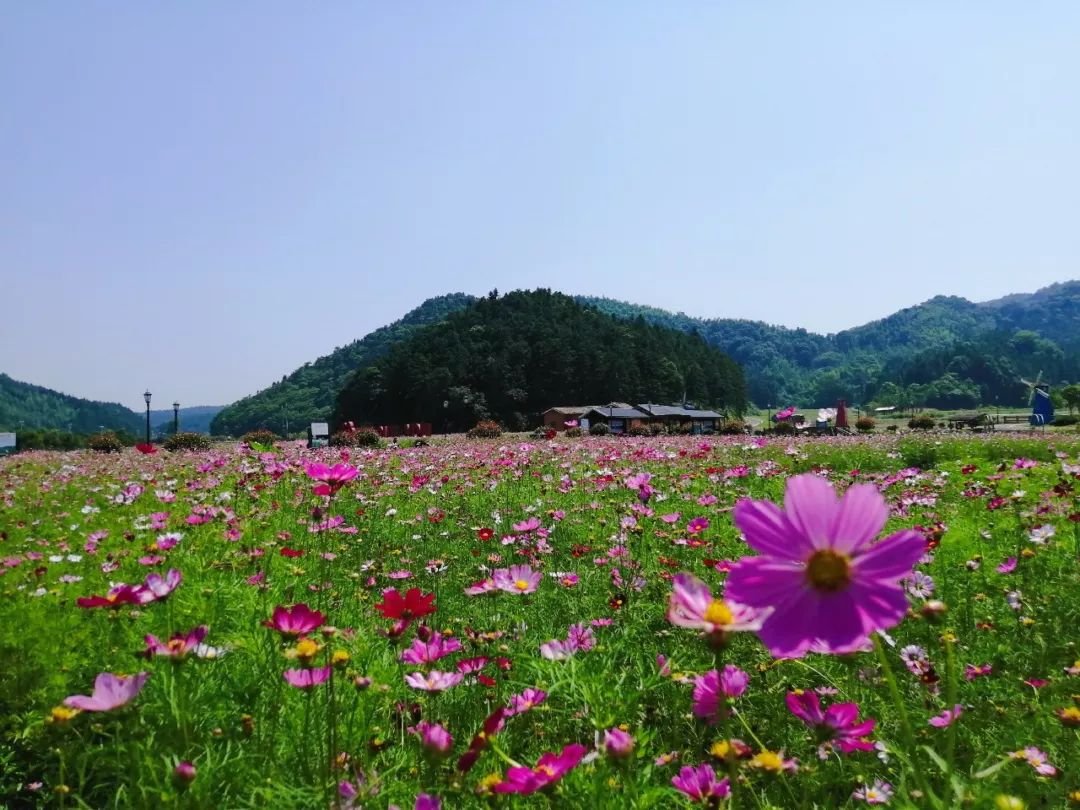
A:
[928, 704, 963, 728]
[1010, 747, 1057, 776]
[964, 663, 992, 680]
[263, 603, 326, 638]
[303, 462, 358, 495]
[686, 517, 710, 535]
[143, 625, 209, 659]
[464, 577, 497, 596]
[726, 474, 924, 658]
[404, 671, 463, 691]
[507, 687, 547, 716]
[997, 557, 1017, 574]
[138, 569, 183, 603]
[492, 744, 586, 794]
[283, 666, 331, 688]
[603, 727, 634, 758]
[786, 691, 876, 754]
[492, 564, 541, 595]
[512, 516, 542, 533]
[400, 632, 462, 665]
[671, 763, 731, 803]
[667, 573, 766, 638]
[853, 779, 893, 804]
[411, 720, 453, 756]
[64, 672, 149, 711]
[692, 665, 749, 724]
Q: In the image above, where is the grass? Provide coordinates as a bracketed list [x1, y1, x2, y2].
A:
[1, 433, 1078, 808]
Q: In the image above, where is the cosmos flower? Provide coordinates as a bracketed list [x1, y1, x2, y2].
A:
[667, 573, 766, 639]
[263, 604, 326, 638]
[726, 474, 924, 658]
[400, 632, 462, 665]
[928, 704, 963, 728]
[1010, 747, 1057, 776]
[143, 626, 209, 659]
[507, 688, 547, 716]
[492, 565, 541, 595]
[64, 672, 149, 712]
[138, 569, 183, 603]
[787, 691, 875, 754]
[375, 588, 436, 626]
[852, 779, 893, 804]
[283, 666, 331, 688]
[411, 720, 453, 757]
[404, 671, 463, 692]
[692, 666, 749, 724]
[603, 727, 634, 758]
[671, 763, 731, 803]
[492, 744, 586, 794]
[303, 462, 358, 495]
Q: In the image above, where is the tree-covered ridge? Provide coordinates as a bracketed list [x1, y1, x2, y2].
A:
[335, 289, 747, 432]
[581, 281, 1080, 408]
[150, 406, 224, 436]
[210, 293, 476, 436]
[0, 373, 143, 434]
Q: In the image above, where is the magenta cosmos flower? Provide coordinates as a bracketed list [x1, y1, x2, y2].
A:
[283, 666, 331, 688]
[692, 665, 749, 724]
[143, 625, 208, 659]
[786, 690, 875, 753]
[667, 573, 766, 640]
[671, 763, 730, 803]
[263, 603, 326, 638]
[405, 670, 463, 691]
[726, 474, 924, 658]
[64, 671, 149, 711]
[304, 461, 359, 495]
[492, 744, 586, 794]
[493, 565, 542, 595]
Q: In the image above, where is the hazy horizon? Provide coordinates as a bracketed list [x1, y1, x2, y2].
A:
[4, 3, 1079, 409]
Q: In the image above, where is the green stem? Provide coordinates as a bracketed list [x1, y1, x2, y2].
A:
[943, 635, 959, 796]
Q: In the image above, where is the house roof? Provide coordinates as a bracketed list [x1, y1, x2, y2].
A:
[583, 407, 648, 419]
[637, 404, 722, 419]
[544, 403, 634, 416]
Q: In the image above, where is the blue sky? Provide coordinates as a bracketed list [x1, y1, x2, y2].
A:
[3, 2, 1079, 408]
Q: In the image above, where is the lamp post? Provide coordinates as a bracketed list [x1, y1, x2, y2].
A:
[143, 390, 152, 444]
[173, 401, 180, 435]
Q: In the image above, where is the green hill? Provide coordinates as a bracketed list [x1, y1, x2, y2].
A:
[335, 289, 747, 431]
[150, 406, 223, 435]
[210, 293, 476, 436]
[0, 374, 143, 434]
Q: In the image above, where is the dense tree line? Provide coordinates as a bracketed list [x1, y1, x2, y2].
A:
[211, 294, 475, 436]
[335, 290, 747, 432]
[0, 374, 143, 434]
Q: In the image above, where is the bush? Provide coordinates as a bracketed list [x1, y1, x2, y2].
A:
[241, 429, 279, 446]
[908, 414, 936, 431]
[772, 421, 796, 435]
[1054, 414, 1077, 427]
[855, 416, 876, 432]
[564, 427, 583, 438]
[466, 420, 502, 439]
[648, 422, 665, 436]
[163, 432, 211, 452]
[718, 419, 748, 435]
[627, 425, 651, 437]
[331, 427, 382, 448]
[87, 431, 123, 453]
[589, 422, 610, 436]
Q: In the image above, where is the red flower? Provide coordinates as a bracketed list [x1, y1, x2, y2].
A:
[135, 443, 157, 455]
[477, 528, 495, 541]
[280, 548, 303, 558]
[375, 588, 436, 624]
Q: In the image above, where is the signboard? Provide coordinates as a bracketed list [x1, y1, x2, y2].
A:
[0, 433, 15, 455]
[308, 423, 329, 449]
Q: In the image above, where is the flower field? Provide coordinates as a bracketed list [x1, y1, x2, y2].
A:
[2, 434, 1079, 809]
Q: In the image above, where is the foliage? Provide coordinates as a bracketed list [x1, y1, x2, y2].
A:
[330, 427, 382, 448]
[564, 426, 583, 438]
[908, 414, 937, 431]
[718, 419, 748, 435]
[12, 429, 88, 451]
[627, 424, 651, 437]
[163, 432, 211, 452]
[772, 420, 796, 435]
[0, 373, 143, 434]
[211, 294, 476, 436]
[87, 431, 123, 453]
[240, 429, 279, 446]
[336, 290, 747, 432]
[588, 421, 610, 436]
[150, 406, 223, 436]
[855, 416, 876, 432]
[466, 420, 503, 439]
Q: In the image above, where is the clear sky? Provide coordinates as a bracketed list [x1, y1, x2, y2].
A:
[3, 2, 1079, 409]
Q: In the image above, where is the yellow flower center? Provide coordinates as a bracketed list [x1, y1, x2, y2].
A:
[50, 706, 80, 723]
[710, 740, 732, 759]
[514, 579, 530, 591]
[703, 599, 734, 627]
[805, 549, 853, 592]
[537, 765, 556, 777]
[751, 750, 784, 772]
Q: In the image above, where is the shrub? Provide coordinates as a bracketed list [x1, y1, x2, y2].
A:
[772, 421, 796, 435]
[855, 416, 876, 432]
[331, 427, 382, 448]
[648, 422, 665, 436]
[718, 419, 748, 435]
[164, 432, 211, 452]
[908, 414, 936, 431]
[589, 422, 610, 436]
[466, 420, 502, 439]
[564, 427, 583, 438]
[241, 429, 279, 446]
[627, 425, 651, 437]
[1054, 414, 1077, 427]
[87, 431, 123, 453]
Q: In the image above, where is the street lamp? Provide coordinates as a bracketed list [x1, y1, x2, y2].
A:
[173, 401, 180, 435]
[143, 390, 152, 444]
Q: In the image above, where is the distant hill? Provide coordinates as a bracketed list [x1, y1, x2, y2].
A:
[0, 374, 142, 434]
[210, 293, 476, 436]
[150, 406, 223, 435]
[335, 289, 747, 431]
[581, 281, 1080, 409]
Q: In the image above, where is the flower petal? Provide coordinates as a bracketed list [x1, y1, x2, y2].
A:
[783, 474, 839, 549]
[854, 530, 924, 580]
[733, 498, 810, 559]
[829, 483, 887, 553]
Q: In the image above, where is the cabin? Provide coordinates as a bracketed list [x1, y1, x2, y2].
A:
[580, 406, 650, 435]
[635, 404, 722, 434]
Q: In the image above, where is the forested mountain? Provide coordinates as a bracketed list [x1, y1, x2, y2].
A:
[335, 290, 747, 431]
[150, 406, 223, 435]
[581, 281, 1080, 409]
[210, 294, 475, 436]
[0, 374, 143, 434]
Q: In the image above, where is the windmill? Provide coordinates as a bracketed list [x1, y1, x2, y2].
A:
[1020, 371, 1055, 426]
